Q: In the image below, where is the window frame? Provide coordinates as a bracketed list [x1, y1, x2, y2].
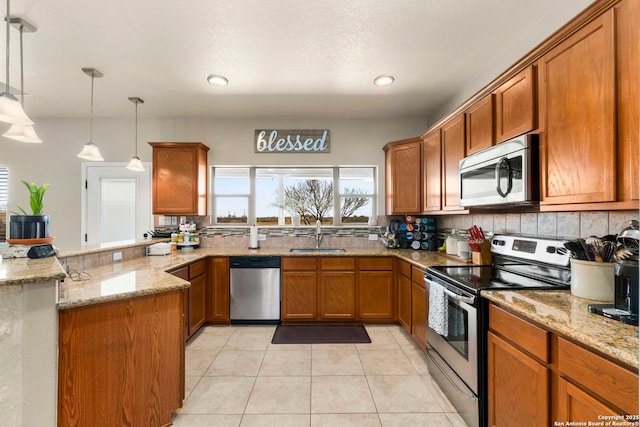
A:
[211, 166, 377, 226]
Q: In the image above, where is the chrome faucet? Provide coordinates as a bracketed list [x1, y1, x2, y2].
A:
[315, 219, 323, 249]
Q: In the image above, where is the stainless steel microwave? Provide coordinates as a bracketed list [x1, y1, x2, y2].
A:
[459, 134, 537, 208]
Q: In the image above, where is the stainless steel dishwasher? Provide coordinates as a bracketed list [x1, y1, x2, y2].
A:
[229, 256, 281, 324]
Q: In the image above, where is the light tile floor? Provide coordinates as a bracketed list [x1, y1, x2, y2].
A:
[172, 324, 468, 427]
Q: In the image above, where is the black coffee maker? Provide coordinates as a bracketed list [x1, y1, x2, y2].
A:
[614, 259, 639, 317]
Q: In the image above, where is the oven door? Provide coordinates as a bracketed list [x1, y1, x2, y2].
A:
[425, 274, 478, 394]
[459, 135, 534, 207]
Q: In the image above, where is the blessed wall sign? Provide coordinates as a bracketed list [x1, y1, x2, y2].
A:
[254, 129, 330, 153]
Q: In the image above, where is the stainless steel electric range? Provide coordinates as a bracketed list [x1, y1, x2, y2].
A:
[424, 235, 571, 427]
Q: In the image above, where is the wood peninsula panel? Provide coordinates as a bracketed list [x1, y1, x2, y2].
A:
[208, 257, 230, 323]
[58, 291, 184, 427]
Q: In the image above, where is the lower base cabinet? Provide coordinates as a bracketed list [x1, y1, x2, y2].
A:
[58, 291, 184, 427]
[411, 266, 427, 350]
[208, 257, 230, 323]
[488, 303, 639, 426]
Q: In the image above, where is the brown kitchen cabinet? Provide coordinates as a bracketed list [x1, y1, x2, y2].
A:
[187, 259, 207, 337]
[488, 302, 639, 426]
[149, 142, 210, 215]
[208, 257, 230, 323]
[281, 257, 318, 320]
[383, 137, 422, 215]
[464, 94, 495, 155]
[494, 65, 536, 143]
[410, 265, 427, 350]
[357, 257, 395, 320]
[397, 260, 412, 333]
[487, 304, 550, 427]
[421, 129, 442, 212]
[440, 114, 466, 211]
[58, 290, 184, 427]
[318, 257, 356, 320]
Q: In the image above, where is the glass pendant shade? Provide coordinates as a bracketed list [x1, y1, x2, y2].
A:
[0, 92, 34, 125]
[77, 141, 104, 161]
[3, 122, 41, 142]
[126, 155, 145, 171]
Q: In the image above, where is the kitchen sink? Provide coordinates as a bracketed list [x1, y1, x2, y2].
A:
[289, 248, 346, 253]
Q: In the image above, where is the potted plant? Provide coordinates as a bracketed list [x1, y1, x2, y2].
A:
[9, 181, 51, 240]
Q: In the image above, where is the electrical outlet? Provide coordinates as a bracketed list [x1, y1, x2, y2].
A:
[258, 234, 267, 241]
[171, 217, 177, 226]
[368, 234, 378, 241]
[157, 215, 165, 226]
[179, 216, 186, 224]
[113, 251, 123, 261]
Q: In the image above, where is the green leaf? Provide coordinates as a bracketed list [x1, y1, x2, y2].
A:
[19, 180, 49, 215]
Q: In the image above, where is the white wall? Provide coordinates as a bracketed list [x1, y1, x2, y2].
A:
[0, 117, 426, 251]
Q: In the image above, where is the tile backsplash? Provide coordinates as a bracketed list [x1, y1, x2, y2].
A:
[438, 210, 638, 239]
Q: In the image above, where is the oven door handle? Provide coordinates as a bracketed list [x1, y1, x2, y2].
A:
[442, 287, 475, 305]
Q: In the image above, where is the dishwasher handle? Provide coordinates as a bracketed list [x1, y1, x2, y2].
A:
[229, 256, 281, 268]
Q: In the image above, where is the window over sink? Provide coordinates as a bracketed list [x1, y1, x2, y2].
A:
[212, 166, 376, 226]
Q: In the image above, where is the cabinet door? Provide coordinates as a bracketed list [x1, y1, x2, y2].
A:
[410, 282, 426, 350]
[384, 138, 422, 214]
[318, 271, 356, 320]
[422, 130, 442, 212]
[441, 114, 466, 211]
[281, 271, 317, 320]
[188, 274, 206, 336]
[465, 94, 495, 155]
[615, 0, 639, 203]
[208, 257, 230, 322]
[538, 11, 616, 206]
[398, 273, 412, 333]
[556, 378, 619, 423]
[487, 331, 549, 427]
[171, 267, 189, 338]
[358, 271, 394, 320]
[494, 66, 535, 142]
[150, 142, 209, 215]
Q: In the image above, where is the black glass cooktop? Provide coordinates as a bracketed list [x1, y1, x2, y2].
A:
[426, 264, 570, 295]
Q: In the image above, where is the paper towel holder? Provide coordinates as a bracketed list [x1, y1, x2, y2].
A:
[249, 225, 260, 249]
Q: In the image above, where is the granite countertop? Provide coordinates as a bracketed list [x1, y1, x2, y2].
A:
[55, 246, 465, 310]
[482, 289, 639, 369]
[0, 255, 66, 286]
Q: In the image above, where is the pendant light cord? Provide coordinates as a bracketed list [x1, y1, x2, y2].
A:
[5, 0, 10, 93]
[134, 101, 138, 156]
[19, 23, 23, 105]
[89, 74, 94, 141]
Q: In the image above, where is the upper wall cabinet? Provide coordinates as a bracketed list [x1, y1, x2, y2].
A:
[464, 94, 495, 155]
[440, 114, 466, 211]
[384, 137, 422, 215]
[149, 142, 210, 215]
[494, 66, 536, 143]
[538, 0, 638, 211]
[421, 129, 442, 212]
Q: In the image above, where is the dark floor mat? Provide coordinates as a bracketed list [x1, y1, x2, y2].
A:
[271, 324, 371, 344]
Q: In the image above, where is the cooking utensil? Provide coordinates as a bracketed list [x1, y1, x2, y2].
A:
[601, 241, 616, 263]
[614, 247, 638, 261]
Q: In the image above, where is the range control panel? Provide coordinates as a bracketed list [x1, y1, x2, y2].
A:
[491, 235, 570, 266]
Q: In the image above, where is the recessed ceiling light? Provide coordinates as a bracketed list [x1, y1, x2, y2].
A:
[207, 74, 229, 87]
[373, 74, 395, 87]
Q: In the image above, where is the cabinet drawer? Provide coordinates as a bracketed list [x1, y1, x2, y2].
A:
[411, 266, 426, 289]
[398, 260, 412, 278]
[558, 337, 638, 413]
[282, 257, 317, 271]
[320, 257, 355, 270]
[189, 259, 206, 279]
[359, 257, 393, 271]
[489, 304, 549, 363]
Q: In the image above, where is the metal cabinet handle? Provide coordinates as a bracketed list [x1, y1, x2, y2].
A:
[495, 156, 513, 197]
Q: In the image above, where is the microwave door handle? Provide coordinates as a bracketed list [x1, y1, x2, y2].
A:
[495, 157, 513, 198]
[441, 287, 475, 305]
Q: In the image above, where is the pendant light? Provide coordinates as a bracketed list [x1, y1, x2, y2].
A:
[0, 0, 32, 125]
[77, 67, 104, 161]
[126, 96, 144, 171]
[3, 17, 41, 142]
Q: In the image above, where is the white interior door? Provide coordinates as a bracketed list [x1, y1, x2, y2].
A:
[83, 163, 152, 247]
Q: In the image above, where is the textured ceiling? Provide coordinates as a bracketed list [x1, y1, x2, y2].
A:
[5, 0, 592, 120]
